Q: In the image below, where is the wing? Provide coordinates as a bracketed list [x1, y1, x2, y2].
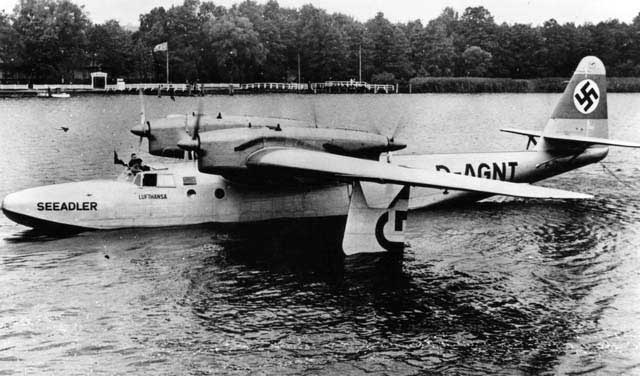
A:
[246, 147, 592, 199]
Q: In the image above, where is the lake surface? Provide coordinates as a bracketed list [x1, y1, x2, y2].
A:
[1, 93, 639, 375]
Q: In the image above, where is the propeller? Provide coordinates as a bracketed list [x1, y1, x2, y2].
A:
[311, 100, 318, 128]
[388, 119, 407, 146]
[132, 89, 151, 149]
[139, 89, 146, 127]
[382, 114, 408, 162]
[191, 99, 203, 159]
[138, 121, 151, 148]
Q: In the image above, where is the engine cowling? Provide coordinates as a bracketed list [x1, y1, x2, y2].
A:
[177, 126, 406, 177]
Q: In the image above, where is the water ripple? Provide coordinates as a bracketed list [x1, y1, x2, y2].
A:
[1, 94, 639, 374]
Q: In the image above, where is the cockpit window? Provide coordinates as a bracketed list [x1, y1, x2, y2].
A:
[136, 173, 176, 188]
[142, 173, 157, 187]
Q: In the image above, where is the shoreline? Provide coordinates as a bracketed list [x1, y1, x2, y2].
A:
[2, 76, 640, 97]
[407, 77, 640, 94]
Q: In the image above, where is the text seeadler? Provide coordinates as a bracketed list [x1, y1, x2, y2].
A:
[37, 202, 98, 211]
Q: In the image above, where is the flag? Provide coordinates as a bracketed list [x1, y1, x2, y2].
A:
[153, 42, 168, 52]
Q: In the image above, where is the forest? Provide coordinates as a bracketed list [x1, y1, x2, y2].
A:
[1, 0, 640, 85]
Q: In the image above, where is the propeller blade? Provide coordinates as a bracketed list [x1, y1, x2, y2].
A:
[139, 89, 146, 126]
[310, 100, 318, 128]
[194, 133, 201, 159]
[384, 112, 409, 151]
[390, 112, 408, 142]
[193, 99, 203, 141]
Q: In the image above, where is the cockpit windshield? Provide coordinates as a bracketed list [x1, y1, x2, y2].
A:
[143, 173, 157, 187]
[138, 173, 175, 188]
[117, 167, 176, 188]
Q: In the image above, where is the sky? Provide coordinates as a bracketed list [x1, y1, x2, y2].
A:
[0, 0, 638, 27]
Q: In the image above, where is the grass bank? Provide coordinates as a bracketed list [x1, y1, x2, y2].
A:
[407, 77, 640, 93]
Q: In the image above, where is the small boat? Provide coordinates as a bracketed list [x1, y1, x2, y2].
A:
[51, 92, 71, 98]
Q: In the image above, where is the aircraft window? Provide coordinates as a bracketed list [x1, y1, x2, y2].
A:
[183, 176, 197, 185]
[134, 174, 142, 186]
[157, 174, 176, 188]
[142, 174, 175, 187]
[142, 174, 157, 187]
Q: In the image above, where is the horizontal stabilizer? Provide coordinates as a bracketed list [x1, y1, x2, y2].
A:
[544, 133, 640, 148]
[500, 128, 542, 138]
[501, 128, 640, 148]
[246, 147, 593, 199]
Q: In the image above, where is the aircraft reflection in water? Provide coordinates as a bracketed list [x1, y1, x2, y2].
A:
[3, 56, 639, 255]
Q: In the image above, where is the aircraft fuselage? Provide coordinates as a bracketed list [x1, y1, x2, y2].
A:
[1, 147, 608, 231]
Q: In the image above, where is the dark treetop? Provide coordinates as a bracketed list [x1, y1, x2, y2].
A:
[1, 0, 640, 84]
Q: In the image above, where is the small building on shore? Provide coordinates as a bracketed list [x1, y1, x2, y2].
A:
[91, 72, 108, 90]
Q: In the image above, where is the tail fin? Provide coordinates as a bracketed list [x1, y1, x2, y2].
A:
[539, 56, 607, 150]
[502, 56, 640, 149]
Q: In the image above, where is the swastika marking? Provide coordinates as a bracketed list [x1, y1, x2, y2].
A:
[573, 79, 600, 114]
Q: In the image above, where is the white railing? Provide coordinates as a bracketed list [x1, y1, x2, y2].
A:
[202, 83, 240, 89]
[311, 81, 395, 93]
[1, 81, 394, 93]
[108, 83, 194, 91]
[0, 82, 238, 91]
[240, 82, 307, 90]
[32, 84, 93, 90]
[0, 84, 29, 90]
[323, 80, 368, 87]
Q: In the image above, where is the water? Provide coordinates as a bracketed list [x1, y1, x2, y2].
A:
[1, 93, 639, 375]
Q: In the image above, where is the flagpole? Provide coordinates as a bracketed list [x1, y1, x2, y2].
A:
[297, 52, 300, 89]
[166, 44, 169, 84]
[358, 44, 362, 82]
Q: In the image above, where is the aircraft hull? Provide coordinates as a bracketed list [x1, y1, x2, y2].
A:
[1, 164, 350, 231]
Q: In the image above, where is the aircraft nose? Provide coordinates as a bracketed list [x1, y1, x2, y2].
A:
[2, 192, 22, 213]
[1, 191, 32, 223]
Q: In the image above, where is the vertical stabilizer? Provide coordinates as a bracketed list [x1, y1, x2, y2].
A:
[539, 56, 607, 150]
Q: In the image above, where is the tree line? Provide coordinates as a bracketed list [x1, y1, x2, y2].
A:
[1, 0, 640, 84]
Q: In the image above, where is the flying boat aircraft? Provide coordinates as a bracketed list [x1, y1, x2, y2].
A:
[2, 56, 639, 255]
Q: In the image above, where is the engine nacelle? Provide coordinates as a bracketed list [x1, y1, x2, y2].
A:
[178, 126, 406, 177]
